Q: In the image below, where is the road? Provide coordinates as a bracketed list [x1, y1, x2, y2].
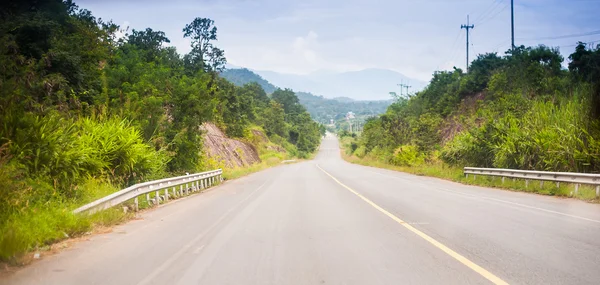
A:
[4, 134, 600, 285]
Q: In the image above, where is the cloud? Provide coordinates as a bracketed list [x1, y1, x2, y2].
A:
[292, 31, 319, 64]
[77, 0, 600, 81]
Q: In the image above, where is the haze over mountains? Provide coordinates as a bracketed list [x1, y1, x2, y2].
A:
[224, 64, 426, 101]
[255, 68, 426, 101]
[219, 67, 392, 124]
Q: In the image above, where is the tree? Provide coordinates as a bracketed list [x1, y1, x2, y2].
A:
[569, 42, 600, 118]
[263, 101, 287, 138]
[182, 17, 226, 72]
[272, 88, 304, 116]
[127, 28, 170, 61]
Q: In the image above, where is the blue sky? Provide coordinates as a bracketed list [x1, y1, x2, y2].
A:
[79, 0, 600, 81]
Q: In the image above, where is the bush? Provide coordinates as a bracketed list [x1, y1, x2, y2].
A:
[0, 113, 168, 261]
[76, 117, 168, 185]
[391, 145, 424, 166]
[353, 146, 367, 158]
[368, 146, 393, 163]
[493, 99, 600, 172]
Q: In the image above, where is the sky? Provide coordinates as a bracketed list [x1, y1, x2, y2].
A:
[78, 0, 600, 82]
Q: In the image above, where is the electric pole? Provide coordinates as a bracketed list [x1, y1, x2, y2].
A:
[511, 0, 515, 50]
[404, 84, 411, 96]
[397, 83, 404, 97]
[461, 15, 474, 72]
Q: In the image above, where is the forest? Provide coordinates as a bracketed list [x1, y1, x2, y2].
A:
[0, 0, 323, 260]
[220, 68, 391, 124]
[346, 43, 600, 174]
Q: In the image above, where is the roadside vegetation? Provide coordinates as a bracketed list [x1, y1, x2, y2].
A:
[0, 0, 323, 262]
[340, 43, 600, 201]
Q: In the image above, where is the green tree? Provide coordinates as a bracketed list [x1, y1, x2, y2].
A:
[263, 101, 287, 138]
[182, 17, 226, 72]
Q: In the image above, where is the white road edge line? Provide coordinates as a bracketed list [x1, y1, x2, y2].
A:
[316, 164, 508, 285]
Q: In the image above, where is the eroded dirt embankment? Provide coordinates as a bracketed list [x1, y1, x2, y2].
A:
[201, 123, 261, 168]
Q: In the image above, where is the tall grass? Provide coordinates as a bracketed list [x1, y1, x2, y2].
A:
[341, 141, 599, 202]
[442, 94, 600, 173]
[0, 112, 168, 262]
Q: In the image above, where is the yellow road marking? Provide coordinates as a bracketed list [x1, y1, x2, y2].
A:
[316, 164, 509, 285]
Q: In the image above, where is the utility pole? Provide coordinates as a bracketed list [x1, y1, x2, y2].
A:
[397, 83, 405, 97]
[404, 84, 411, 97]
[511, 0, 515, 50]
[461, 15, 474, 72]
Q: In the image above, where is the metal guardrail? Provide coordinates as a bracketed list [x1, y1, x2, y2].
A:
[464, 167, 600, 197]
[73, 169, 223, 214]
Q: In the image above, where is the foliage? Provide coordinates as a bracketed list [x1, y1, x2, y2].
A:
[219, 68, 391, 125]
[569, 42, 600, 119]
[391, 145, 424, 167]
[219, 68, 277, 94]
[182, 17, 226, 72]
[295, 92, 391, 124]
[340, 140, 599, 202]
[0, 0, 323, 261]
[357, 43, 600, 175]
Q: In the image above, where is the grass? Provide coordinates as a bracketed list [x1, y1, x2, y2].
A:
[222, 149, 291, 180]
[0, 128, 313, 265]
[340, 142, 600, 202]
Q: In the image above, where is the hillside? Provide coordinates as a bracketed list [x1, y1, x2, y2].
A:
[346, 45, 600, 176]
[296, 92, 391, 123]
[0, 2, 324, 261]
[220, 68, 392, 124]
[220, 68, 277, 93]
[255, 68, 427, 100]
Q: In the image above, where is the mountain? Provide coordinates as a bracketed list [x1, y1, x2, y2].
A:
[220, 68, 277, 94]
[253, 68, 427, 101]
[296, 92, 391, 124]
[220, 68, 392, 123]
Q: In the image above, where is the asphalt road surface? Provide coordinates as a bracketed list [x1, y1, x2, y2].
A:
[4, 134, 600, 285]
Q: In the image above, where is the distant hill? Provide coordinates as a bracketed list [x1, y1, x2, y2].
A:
[220, 68, 392, 123]
[220, 68, 277, 94]
[254, 68, 427, 100]
[296, 92, 391, 123]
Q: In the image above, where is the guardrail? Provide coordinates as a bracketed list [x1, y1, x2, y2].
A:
[464, 167, 600, 197]
[73, 169, 223, 214]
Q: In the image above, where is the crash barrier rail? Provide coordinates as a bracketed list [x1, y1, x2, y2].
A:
[464, 167, 600, 197]
[73, 169, 223, 214]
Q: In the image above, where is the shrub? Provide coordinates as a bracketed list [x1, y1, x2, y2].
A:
[75, 117, 168, 185]
[353, 146, 367, 158]
[493, 99, 600, 172]
[367, 146, 393, 163]
[391, 145, 424, 166]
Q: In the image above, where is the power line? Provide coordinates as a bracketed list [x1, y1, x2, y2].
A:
[558, 39, 600, 49]
[518, 30, 600, 41]
[491, 38, 511, 53]
[470, 0, 503, 24]
[476, 2, 509, 27]
[444, 30, 463, 67]
[473, 0, 505, 25]
[450, 32, 466, 63]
